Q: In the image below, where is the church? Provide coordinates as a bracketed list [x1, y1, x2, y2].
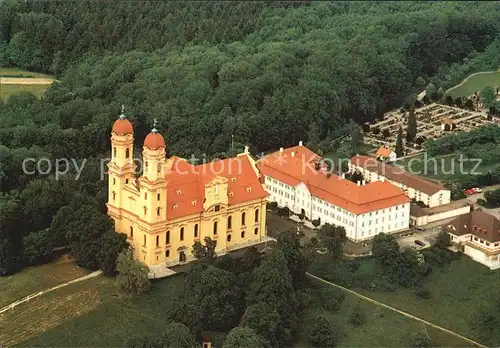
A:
[106, 109, 269, 278]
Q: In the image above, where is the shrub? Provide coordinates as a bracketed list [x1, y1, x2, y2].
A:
[311, 218, 321, 227]
[318, 286, 345, 311]
[267, 201, 278, 210]
[415, 287, 432, 299]
[308, 315, 341, 348]
[349, 304, 367, 326]
[277, 206, 290, 217]
[411, 332, 431, 348]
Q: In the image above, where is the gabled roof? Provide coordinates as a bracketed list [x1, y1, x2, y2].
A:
[376, 146, 394, 158]
[443, 210, 500, 243]
[160, 154, 268, 219]
[258, 146, 409, 215]
[349, 155, 446, 195]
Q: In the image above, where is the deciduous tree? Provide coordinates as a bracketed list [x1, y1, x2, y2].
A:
[223, 327, 265, 348]
[116, 250, 151, 296]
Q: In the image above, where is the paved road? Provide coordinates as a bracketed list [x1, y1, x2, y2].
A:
[458, 184, 500, 217]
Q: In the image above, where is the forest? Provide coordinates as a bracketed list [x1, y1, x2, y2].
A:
[1, 1, 500, 275]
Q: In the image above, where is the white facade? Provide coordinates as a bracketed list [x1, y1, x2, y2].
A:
[449, 233, 500, 270]
[264, 176, 410, 242]
[350, 163, 451, 208]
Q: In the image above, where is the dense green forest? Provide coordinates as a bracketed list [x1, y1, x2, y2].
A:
[1, 1, 500, 276]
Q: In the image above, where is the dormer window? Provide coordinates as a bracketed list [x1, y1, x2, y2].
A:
[215, 205, 220, 212]
[191, 200, 197, 206]
[229, 192, 234, 197]
[173, 204, 178, 210]
[231, 177, 236, 182]
[246, 187, 252, 192]
[176, 190, 182, 195]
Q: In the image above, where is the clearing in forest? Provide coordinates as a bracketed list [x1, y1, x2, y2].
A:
[446, 71, 500, 98]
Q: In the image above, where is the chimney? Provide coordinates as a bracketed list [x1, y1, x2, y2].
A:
[299, 141, 303, 146]
[362, 180, 366, 185]
[279, 147, 284, 153]
[291, 151, 295, 157]
[357, 180, 360, 187]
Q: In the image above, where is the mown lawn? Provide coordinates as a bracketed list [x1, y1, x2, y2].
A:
[446, 71, 500, 98]
[0, 67, 54, 78]
[394, 152, 496, 180]
[354, 256, 500, 345]
[297, 281, 474, 347]
[20, 274, 185, 347]
[0, 256, 90, 308]
[1, 83, 52, 100]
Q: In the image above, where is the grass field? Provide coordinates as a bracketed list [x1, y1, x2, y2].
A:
[0, 256, 90, 308]
[353, 256, 500, 346]
[1, 83, 52, 100]
[0, 67, 55, 100]
[19, 274, 185, 347]
[0, 67, 53, 78]
[446, 71, 500, 98]
[297, 282, 474, 347]
[394, 152, 497, 180]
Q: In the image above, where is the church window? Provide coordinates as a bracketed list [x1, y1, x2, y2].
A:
[213, 221, 218, 235]
[241, 231, 245, 238]
[255, 209, 259, 222]
[126, 179, 129, 184]
[156, 235, 159, 247]
[143, 235, 146, 246]
[112, 191, 116, 200]
[166, 250, 170, 257]
[241, 212, 246, 226]
[227, 215, 232, 229]
[166, 231, 170, 244]
[254, 228, 258, 235]
[194, 224, 199, 238]
[125, 148, 130, 158]
[215, 205, 220, 212]
[157, 161, 161, 173]
[143, 207, 147, 216]
[157, 207, 160, 216]
[227, 234, 232, 242]
[130, 226, 134, 238]
[144, 193, 147, 200]
[113, 148, 116, 157]
[113, 178, 116, 185]
[180, 227, 184, 241]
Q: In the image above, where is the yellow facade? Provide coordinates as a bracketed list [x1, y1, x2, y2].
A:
[107, 122, 268, 276]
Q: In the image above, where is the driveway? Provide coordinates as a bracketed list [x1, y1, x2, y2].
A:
[395, 224, 443, 250]
[458, 184, 500, 217]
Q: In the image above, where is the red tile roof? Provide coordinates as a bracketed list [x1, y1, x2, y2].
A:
[443, 210, 500, 243]
[258, 146, 409, 215]
[350, 155, 446, 195]
[160, 154, 268, 219]
[376, 146, 394, 158]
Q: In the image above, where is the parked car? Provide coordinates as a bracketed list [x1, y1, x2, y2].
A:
[414, 240, 425, 247]
[464, 188, 476, 195]
[474, 187, 482, 193]
[414, 227, 425, 232]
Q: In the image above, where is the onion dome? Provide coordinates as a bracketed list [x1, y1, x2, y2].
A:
[112, 105, 133, 135]
[144, 119, 165, 150]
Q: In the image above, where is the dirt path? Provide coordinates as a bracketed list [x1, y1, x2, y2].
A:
[306, 272, 487, 348]
[1, 77, 55, 85]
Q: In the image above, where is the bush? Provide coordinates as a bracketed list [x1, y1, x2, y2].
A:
[415, 287, 432, 299]
[311, 218, 321, 227]
[277, 206, 290, 217]
[349, 304, 367, 326]
[318, 286, 345, 312]
[411, 332, 431, 348]
[308, 314, 341, 348]
[267, 201, 278, 210]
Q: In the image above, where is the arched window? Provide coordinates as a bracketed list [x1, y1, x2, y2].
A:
[113, 178, 116, 185]
[227, 234, 232, 242]
[227, 215, 232, 229]
[125, 148, 130, 158]
[241, 212, 246, 226]
[143, 207, 147, 216]
[145, 161, 149, 172]
[144, 193, 148, 200]
[157, 161, 161, 173]
[254, 228, 258, 235]
[241, 231, 245, 238]
[255, 209, 259, 223]
[113, 148, 117, 158]
[180, 227, 184, 241]
[166, 230, 170, 244]
[130, 226, 134, 238]
[143, 235, 146, 246]
[194, 224, 199, 238]
[156, 235, 159, 247]
[156, 207, 160, 216]
[112, 192, 116, 200]
[165, 249, 170, 258]
[213, 221, 218, 235]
